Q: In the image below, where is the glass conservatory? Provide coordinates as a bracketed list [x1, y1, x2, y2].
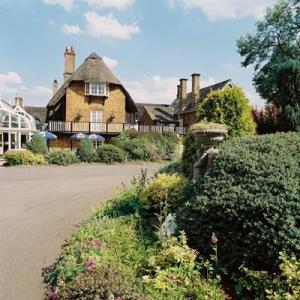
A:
[0, 99, 37, 155]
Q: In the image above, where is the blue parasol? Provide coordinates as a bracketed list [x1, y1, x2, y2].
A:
[37, 131, 57, 140]
[88, 134, 105, 142]
[70, 133, 87, 140]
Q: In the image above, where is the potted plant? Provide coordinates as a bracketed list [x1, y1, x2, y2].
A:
[189, 122, 228, 179]
[189, 122, 228, 148]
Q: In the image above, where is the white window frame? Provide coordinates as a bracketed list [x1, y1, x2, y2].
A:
[85, 82, 109, 97]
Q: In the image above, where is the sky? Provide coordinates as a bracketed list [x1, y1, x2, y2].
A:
[0, 0, 278, 107]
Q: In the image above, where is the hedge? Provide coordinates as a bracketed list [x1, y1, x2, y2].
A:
[4, 150, 45, 166]
[177, 132, 300, 277]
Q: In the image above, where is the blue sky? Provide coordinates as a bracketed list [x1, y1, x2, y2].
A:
[0, 0, 277, 107]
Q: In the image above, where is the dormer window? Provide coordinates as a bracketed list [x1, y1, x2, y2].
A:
[85, 82, 108, 96]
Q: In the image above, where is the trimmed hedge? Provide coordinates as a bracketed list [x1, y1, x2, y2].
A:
[4, 150, 45, 166]
[26, 134, 48, 155]
[77, 138, 96, 162]
[46, 150, 79, 166]
[96, 144, 127, 164]
[178, 133, 300, 276]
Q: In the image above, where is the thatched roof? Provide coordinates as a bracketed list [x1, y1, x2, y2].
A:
[47, 52, 137, 112]
[172, 79, 233, 114]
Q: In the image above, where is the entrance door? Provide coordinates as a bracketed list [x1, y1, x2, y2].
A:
[0, 133, 3, 155]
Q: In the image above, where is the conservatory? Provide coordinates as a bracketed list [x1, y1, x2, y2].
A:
[0, 98, 37, 155]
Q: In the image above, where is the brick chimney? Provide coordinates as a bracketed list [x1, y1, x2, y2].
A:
[191, 73, 200, 106]
[15, 94, 23, 107]
[179, 78, 187, 111]
[53, 79, 59, 96]
[64, 46, 75, 82]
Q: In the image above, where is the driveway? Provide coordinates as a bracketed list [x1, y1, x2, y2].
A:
[0, 163, 163, 300]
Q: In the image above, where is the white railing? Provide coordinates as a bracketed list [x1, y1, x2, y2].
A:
[48, 121, 187, 135]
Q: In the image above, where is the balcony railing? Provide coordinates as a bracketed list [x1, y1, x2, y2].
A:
[48, 121, 187, 135]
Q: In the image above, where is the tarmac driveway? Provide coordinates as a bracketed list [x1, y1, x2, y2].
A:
[0, 163, 162, 300]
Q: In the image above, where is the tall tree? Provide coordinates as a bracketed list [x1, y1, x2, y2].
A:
[237, 0, 300, 130]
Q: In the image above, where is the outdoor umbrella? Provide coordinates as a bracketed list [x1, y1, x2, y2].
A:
[88, 134, 105, 142]
[70, 133, 87, 140]
[38, 131, 57, 140]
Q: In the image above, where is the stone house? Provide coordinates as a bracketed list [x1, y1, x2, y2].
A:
[47, 46, 138, 149]
[172, 74, 233, 127]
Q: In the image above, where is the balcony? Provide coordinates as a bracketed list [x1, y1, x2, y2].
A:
[48, 121, 187, 135]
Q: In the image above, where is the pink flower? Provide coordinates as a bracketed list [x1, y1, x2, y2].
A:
[211, 232, 218, 244]
[86, 257, 96, 272]
[115, 296, 122, 300]
[49, 290, 58, 300]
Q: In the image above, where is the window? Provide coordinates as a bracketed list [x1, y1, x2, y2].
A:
[85, 82, 108, 96]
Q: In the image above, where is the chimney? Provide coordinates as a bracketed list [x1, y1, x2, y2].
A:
[179, 78, 187, 111]
[15, 94, 23, 107]
[191, 73, 200, 106]
[176, 85, 181, 99]
[53, 79, 59, 96]
[64, 46, 75, 82]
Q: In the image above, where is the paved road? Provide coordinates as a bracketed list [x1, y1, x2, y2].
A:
[0, 163, 162, 300]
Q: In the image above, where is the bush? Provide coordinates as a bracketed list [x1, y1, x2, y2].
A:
[26, 134, 48, 155]
[77, 138, 96, 162]
[143, 233, 225, 300]
[111, 130, 179, 161]
[96, 144, 127, 164]
[197, 85, 256, 137]
[177, 133, 300, 281]
[4, 150, 45, 166]
[181, 133, 203, 177]
[157, 160, 182, 175]
[45, 216, 147, 299]
[46, 150, 79, 166]
[141, 173, 186, 213]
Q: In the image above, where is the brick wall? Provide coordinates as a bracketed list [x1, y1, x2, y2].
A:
[65, 82, 126, 123]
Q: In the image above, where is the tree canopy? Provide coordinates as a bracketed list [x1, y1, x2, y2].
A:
[196, 86, 256, 137]
[237, 0, 300, 130]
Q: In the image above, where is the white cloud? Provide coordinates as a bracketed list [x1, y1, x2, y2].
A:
[171, 0, 277, 21]
[0, 72, 23, 88]
[103, 56, 118, 68]
[84, 12, 140, 40]
[0, 71, 51, 106]
[83, 0, 135, 10]
[125, 75, 216, 103]
[61, 23, 83, 34]
[43, 0, 74, 11]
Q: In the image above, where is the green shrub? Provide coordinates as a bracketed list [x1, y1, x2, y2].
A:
[96, 144, 127, 164]
[4, 150, 45, 166]
[141, 173, 186, 213]
[157, 160, 182, 175]
[143, 233, 225, 300]
[57, 265, 142, 300]
[197, 85, 256, 137]
[77, 138, 96, 162]
[46, 150, 79, 166]
[26, 134, 48, 155]
[240, 252, 300, 299]
[46, 216, 148, 298]
[181, 133, 203, 177]
[177, 133, 300, 281]
[111, 130, 178, 161]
